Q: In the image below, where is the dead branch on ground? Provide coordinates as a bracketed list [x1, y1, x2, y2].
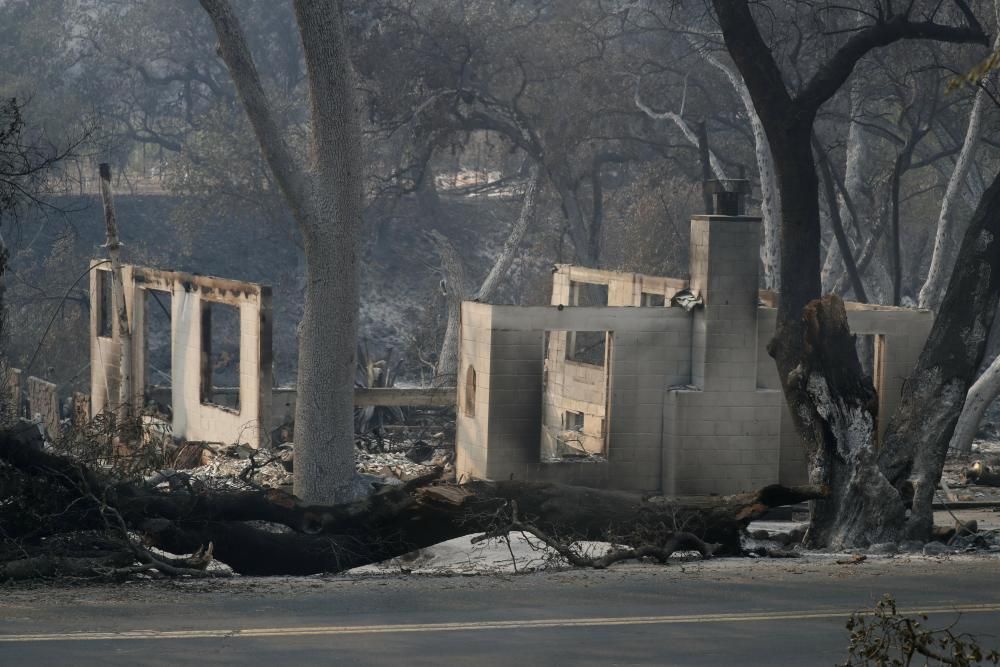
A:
[472, 500, 718, 569]
[0, 427, 824, 578]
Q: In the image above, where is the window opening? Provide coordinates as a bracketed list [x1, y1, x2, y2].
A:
[97, 270, 113, 338]
[143, 289, 172, 417]
[201, 301, 242, 411]
[567, 330, 607, 367]
[541, 329, 611, 462]
[567, 281, 609, 366]
[641, 292, 666, 307]
[563, 410, 584, 431]
[569, 280, 608, 306]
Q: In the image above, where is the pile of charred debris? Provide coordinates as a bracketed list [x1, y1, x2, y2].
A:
[157, 433, 456, 495]
[2, 408, 1000, 583]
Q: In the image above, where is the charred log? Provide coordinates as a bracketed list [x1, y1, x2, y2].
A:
[0, 430, 824, 576]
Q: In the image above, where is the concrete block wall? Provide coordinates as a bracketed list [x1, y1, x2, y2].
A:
[170, 287, 268, 445]
[689, 215, 761, 393]
[90, 264, 125, 416]
[456, 305, 693, 492]
[486, 328, 544, 479]
[544, 266, 691, 462]
[637, 274, 689, 303]
[603, 321, 691, 491]
[551, 265, 688, 308]
[455, 302, 493, 480]
[664, 387, 783, 495]
[845, 305, 934, 443]
[663, 214, 783, 495]
[457, 223, 937, 497]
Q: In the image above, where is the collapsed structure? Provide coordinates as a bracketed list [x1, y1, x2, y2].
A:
[75, 184, 932, 497]
[89, 263, 273, 447]
[85, 263, 451, 447]
[455, 187, 933, 494]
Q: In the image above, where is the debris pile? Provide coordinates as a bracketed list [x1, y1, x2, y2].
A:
[940, 438, 1000, 502]
[357, 446, 452, 481]
[187, 443, 293, 491]
[161, 439, 454, 492]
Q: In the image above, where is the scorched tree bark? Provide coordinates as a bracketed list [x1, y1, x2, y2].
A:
[710, 0, 991, 547]
[199, 0, 364, 504]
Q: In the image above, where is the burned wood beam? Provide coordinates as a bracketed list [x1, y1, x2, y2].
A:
[353, 387, 456, 407]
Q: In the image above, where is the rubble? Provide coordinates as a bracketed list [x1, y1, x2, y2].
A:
[965, 460, 1000, 486]
[938, 437, 1000, 502]
[187, 448, 292, 491]
[170, 439, 452, 492]
[922, 541, 952, 556]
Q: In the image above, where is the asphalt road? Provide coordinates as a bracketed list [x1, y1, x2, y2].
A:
[2, 557, 999, 665]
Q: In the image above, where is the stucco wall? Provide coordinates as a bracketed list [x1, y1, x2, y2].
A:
[91, 263, 272, 447]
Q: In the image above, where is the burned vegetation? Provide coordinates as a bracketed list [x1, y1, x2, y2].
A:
[4, 0, 1000, 591]
[0, 413, 828, 579]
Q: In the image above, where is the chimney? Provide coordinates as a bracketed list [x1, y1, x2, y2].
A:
[688, 179, 761, 392]
[703, 179, 752, 216]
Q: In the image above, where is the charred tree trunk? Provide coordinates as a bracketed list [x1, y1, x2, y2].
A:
[711, 0, 988, 548]
[200, 0, 365, 504]
[878, 171, 1000, 541]
[789, 296, 895, 548]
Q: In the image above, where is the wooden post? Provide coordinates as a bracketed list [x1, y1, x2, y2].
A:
[99, 163, 133, 421]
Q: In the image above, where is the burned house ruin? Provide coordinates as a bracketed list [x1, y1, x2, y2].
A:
[455, 193, 933, 495]
[89, 263, 273, 447]
[80, 189, 933, 497]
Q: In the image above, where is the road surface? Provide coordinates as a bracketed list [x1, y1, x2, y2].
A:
[1, 555, 999, 665]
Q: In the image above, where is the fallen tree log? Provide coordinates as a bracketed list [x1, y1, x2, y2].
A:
[0, 430, 825, 576]
[0, 553, 135, 581]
